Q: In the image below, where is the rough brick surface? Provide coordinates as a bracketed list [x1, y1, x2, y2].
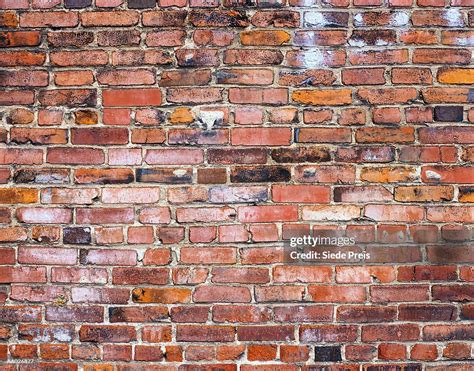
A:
[0, 0, 473, 369]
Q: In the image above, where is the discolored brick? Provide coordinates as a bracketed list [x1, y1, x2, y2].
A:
[433, 106, 464, 122]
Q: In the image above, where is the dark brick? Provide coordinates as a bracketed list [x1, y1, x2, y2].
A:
[189, 11, 249, 28]
[14, 169, 70, 184]
[398, 304, 457, 321]
[48, 32, 95, 48]
[231, 166, 291, 183]
[350, 30, 396, 46]
[197, 168, 227, 184]
[128, 0, 157, 8]
[256, 0, 285, 8]
[434, 106, 464, 122]
[136, 168, 193, 184]
[271, 147, 331, 163]
[97, 31, 141, 47]
[65, 0, 92, 8]
[63, 227, 92, 245]
[314, 346, 342, 362]
[109, 307, 168, 323]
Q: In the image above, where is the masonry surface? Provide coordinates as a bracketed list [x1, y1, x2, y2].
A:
[0, 0, 473, 369]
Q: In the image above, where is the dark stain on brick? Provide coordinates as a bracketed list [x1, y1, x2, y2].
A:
[350, 29, 396, 46]
[136, 168, 193, 184]
[97, 30, 141, 47]
[197, 168, 227, 184]
[231, 166, 291, 182]
[128, 0, 157, 8]
[48, 32, 95, 48]
[306, 12, 349, 27]
[434, 106, 463, 122]
[65, 0, 92, 8]
[108, 307, 126, 322]
[271, 147, 331, 163]
[190, 10, 250, 27]
[468, 89, 474, 103]
[0, 129, 7, 143]
[13, 169, 70, 184]
[314, 346, 342, 362]
[256, 0, 284, 8]
[64, 227, 91, 245]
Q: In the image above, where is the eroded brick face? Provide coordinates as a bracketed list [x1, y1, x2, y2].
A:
[0, 0, 473, 369]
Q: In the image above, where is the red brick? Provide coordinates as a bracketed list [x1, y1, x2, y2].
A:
[180, 247, 236, 264]
[399, 304, 457, 321]
[225, 49, 283, 65]
[378, 343, 406, 360]
[362, 324, 420, 342]
[371, 285, 429, 303]
[410, 344, 438, 361]
[0, 30, 41, 47]
[171, 305, 209, 323]
[145, 149, 203, 165]
[345, 345, 377, 361]
[342, 68, 385, 85]
[213, 305, 271, 323]
[76, 208, 134, 224]
[189, 10, 248, 27]
[79, 325, 136, 343]
[0, 267, 46, 283]
[194, 286, 251, 303]
[349, 49, 408, 65]
[81, 11, 139, 26]
[194, 30, 234, 46]
[308, 286, 366, 303]
[71, 128, 128, 145]
[74, 168, 133, 184]
[423, 324, 474, 341]
[9, 344, 37, 359]
[54, 71, 94, 86]
[300, 325, 357, 342]
[51, 268, 107, 284]
[238, 205, 297, 223]
[20, 11, 78, 27]
[103, 89, 162, 107]
[18, 247, 76, 265]
[51, 51, 108, 67]
[160, 69, 211, 87]
[177, 325, 235, 342]
[248, 345, 277, 361]
[98, 69, 155, 86]
[229, 88, 287, 104]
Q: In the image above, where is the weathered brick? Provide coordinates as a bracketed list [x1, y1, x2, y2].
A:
[189, 10, 249, 27]
[293, 89, 352, 106]
[38, 89, 97, 107]
[103, 88, 162, 107]
[81, 11, 139, 26]
[20, 12, 78, 27]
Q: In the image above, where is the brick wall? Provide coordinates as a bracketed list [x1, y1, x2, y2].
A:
[0, 0, 473, 369]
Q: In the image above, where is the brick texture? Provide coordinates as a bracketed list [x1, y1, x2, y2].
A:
[0, 0, 473, 369]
